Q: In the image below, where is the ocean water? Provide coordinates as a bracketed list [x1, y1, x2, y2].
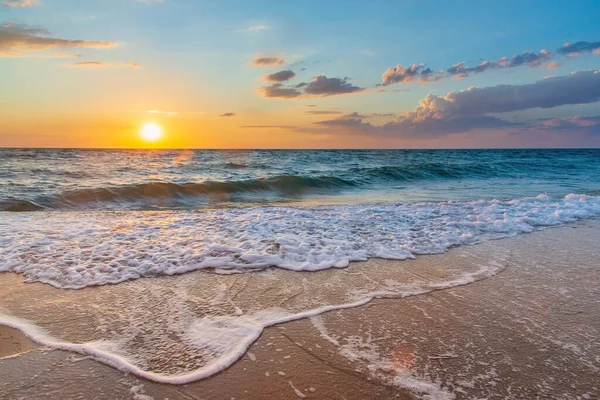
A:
[1, 148, 600, 391]
[1, 148, 599, 211]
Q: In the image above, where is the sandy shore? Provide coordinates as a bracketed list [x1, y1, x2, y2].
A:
[0, 325, 39, 360]
[1, 219, 599, 399]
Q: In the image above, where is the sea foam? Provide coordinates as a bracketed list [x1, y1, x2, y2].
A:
[1, 193, 599, 289]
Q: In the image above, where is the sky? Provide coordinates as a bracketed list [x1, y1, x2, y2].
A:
[1, 0, 600, 148]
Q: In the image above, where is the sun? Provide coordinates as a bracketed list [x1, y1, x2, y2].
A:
[140, 122, 163, 142]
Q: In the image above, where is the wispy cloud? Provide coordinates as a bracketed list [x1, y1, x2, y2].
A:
[0, 23, 118, 55]
[252, 56, 284, 67]
[0, 51, 80, 58]
[137, 0, 163, 4]
[71, 61, 140, 68]
[220, 112, 235, 117]
[239, 125, 299, 130]
[239, 24, 269, 33]
[305, 110, 342, 115]
[547, 61, 561, 70]
[2, 0, 38, 7]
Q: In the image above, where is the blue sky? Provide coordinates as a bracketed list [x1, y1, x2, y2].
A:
[1, 0, 600, 148]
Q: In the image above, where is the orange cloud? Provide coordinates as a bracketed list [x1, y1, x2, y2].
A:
[0, 51, 80, 58]
[2, 0, 38, 7]
[71, 61, 140, 68]
[252, 56, 284, 66]
[0, 23, 118, 52]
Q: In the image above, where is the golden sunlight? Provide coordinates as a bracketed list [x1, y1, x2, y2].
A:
[140, 122, 163, 142]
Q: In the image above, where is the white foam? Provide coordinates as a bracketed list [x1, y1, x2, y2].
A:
[1, 194, 598, 289]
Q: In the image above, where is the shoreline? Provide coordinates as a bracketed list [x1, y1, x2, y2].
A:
[1, 219, 599, 399]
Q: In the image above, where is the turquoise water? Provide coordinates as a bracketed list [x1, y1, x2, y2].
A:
[1, 149, 599, 211]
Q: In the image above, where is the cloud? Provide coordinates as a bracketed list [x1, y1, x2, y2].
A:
[252, 56, 284, 67]
[303, 75, 364, 96]
[257, 75, 364, 99]
[547, 61, 561, 70]
[318, 70, 600, 137]
[71, 61, 140, 68]
[539, 116, 600, 131]
[137, 0, 163, 3]
[2, 0, 37, 6]
[220, 112, 235, 117]
[305, 110, 342, 115]
[383, 49, 554, 85]
[240, 25, 269, 32]
[0, 23, 118, 53]
[263, 69, 296, 82]
[256, 83, 302, 99]
[496, 50, 553, 68]
[557, 41, 600, 58]
[382, 64, 441, 85]
[240, 125, 298, 129]
[0, 51, 80, 58]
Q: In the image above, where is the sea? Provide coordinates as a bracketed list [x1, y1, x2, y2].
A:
[1, 148, 600, 389]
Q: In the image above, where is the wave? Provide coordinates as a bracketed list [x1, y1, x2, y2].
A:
[0, 199, 43, 212]
[225, 162, 248, 169]
[2, 193, 599, 288]
[348, 162, 524, 182]
[0, 176, 357, 210]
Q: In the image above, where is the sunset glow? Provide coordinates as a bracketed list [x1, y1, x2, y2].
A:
[1, 1, 599, 149]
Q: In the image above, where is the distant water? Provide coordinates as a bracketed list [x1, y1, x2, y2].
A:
[1, 148, 600, 211]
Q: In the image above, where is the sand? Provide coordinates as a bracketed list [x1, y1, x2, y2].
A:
[0, 219, 599, 399]
[0, 325, 39, 360]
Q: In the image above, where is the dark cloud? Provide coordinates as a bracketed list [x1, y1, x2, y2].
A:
[424, 70, 600, 116]
[445, 50, 554, 80]
[557, 41, 600, 57]
[385, 50, 554, 85]
[446, 61, 494, 78]
[263, 70, 296, 82]
[496, 50, 553, 68]
[0, 23, 118, 52]
[220, 113, 235, 117]
[303, 75, 364, 96]
[252, 56, 284, 66]
[256, 83, 302, 99]
[318, 70, 600, 137]
[257, 75, 364, 99]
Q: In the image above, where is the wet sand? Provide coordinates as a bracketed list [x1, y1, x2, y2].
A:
[0, 325, 39, 360]
[1, 219, 599, 399]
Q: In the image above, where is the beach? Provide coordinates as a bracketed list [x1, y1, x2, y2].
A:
[1, 219, 599, 399]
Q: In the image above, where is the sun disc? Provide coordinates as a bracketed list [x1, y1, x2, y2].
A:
[140, 123, 163, 142]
